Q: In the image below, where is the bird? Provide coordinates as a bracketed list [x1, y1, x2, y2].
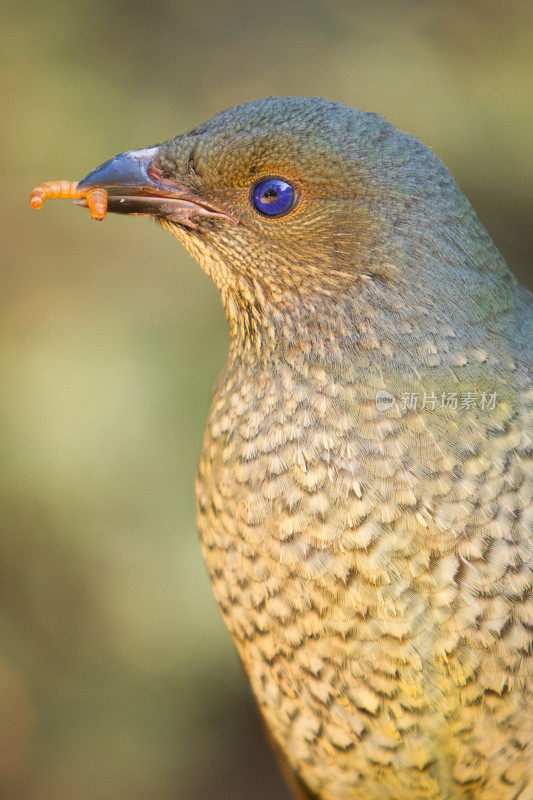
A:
[71, 96, 532, 799]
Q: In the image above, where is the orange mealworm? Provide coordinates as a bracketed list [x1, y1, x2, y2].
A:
[85, 187, 107, 221]
[30, 180, 108, 221]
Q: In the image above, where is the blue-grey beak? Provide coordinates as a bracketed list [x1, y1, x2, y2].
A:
[77, 147, 162, 194]
[77, 146, 238, 229]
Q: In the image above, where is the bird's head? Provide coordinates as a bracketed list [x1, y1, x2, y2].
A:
[78, 96, 511, 348]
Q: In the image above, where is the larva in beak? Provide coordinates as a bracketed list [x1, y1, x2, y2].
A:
[30, 180, 108, 221]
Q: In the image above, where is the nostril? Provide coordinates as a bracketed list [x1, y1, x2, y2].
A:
[147, 165, 165, 182]
[147, 165, 179, 187]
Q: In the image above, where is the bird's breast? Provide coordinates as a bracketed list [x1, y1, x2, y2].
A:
[195, 353, 532, 800]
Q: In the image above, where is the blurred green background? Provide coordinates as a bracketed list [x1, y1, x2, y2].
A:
[1, 1, 531, 798]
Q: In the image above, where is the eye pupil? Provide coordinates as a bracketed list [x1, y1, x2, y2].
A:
[252, 178, 295, 216]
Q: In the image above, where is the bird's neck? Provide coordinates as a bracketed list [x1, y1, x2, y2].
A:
[222, 269, 517, 380]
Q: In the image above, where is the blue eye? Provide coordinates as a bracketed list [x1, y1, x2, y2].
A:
[252, 178, 295, 216]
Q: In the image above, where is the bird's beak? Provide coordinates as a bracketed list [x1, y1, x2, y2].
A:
[77, 146, 237, 229]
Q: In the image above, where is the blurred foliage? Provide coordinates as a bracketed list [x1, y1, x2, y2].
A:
[0, 1, 531, 798]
